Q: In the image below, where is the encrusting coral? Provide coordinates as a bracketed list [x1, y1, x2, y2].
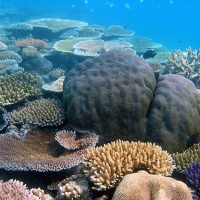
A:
[112, 170, 193, 200]
[83, 140, 174, 190]
[7, 98, 65, 127]
[0, 72, 41, 106]
[172, 143, 200, 173]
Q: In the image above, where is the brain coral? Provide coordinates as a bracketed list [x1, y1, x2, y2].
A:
[63, 49, 156, 142]
[112, 170, 193, 200]
[146, 74, 200, 152]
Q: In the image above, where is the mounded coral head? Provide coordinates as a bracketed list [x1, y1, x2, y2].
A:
[112, 170, 193, 200]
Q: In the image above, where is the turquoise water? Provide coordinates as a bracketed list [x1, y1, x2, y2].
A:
[0, 0, 199, 50]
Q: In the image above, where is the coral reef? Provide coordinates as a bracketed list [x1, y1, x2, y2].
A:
[55, 130, 98, 150]
[83, 140, 174, 190]
[16, 38, 47, 48]
[0, 72, 41, 106]
[7, 98, 65, 127]
[63, 49, 156, 142]
[146, 74, 200, 153]
[0, 50, 22, 63]
[185, 162, 200, 197]
[112, 170, 193, 200]
[172, 143, 200, 173]
[8, 23, 33, 31]
[0, 179, 40, 200]
[0, 129, 90, 171]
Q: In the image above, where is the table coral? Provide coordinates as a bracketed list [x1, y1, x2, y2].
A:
[83, 140, 174, 190]
[112, 170, 193, 200]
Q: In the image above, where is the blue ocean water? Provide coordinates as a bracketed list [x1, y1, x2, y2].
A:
[0, 0, 200, 50]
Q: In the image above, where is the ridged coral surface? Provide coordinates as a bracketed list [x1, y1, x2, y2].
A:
[84, 140, 174, 190]
[146, 74, 200, 153]
[112, 170, 193, 200]
[63, 49, 156, 142]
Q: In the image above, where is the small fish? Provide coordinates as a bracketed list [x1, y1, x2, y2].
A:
[142, 50, 157, 59]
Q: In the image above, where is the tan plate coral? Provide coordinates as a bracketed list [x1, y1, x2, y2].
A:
[42, 76, 65, 92]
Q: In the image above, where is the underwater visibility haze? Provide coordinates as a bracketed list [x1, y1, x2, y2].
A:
[0, 0, 200, 200]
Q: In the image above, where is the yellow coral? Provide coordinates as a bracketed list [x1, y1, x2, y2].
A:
[84, 140, 174, 190]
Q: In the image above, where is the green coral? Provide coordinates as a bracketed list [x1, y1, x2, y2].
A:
[172, 143, 200, 173]
[0, 72, 41, 106]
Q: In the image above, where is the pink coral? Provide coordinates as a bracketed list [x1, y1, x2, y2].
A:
[16, 38, 47, 48]
[0, 179, 39, 200]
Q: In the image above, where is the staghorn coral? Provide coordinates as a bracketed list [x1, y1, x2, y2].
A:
[0, 72, 41, 106]
[172, 143, 200, 173]
[0, 50, 22, 63]
[112, 170, 193, 200]
[55, 130, 98, 150]
[0, 179, 40, 200]
[16, 38, 47, 48]
[164, 47, 200, 87]
[0, 129, 90, 171]
[0, 41, 7, 50]
[63, 49, 156, 142]
[83, 140, 174, 190]
[185, 162, 200, 197]
[7, 98, 65, 127]
[22, 46, 39, 58]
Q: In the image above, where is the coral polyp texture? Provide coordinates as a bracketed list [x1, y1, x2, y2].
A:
[0, 179, 40, 200]
[112, 170, 193, 200]
[83, 140, 174, 190]
[16, 38, 47, 48]
[0, 72, 41, 106]
[185, 162, 200, 196]
[63, 49, 156, 142]
[172, 143, 200, 173]
[7, 98, 65, 127]
[0, 129, 89, 171]
[55, 130, 98, 150]
[146, 74, 200, 153]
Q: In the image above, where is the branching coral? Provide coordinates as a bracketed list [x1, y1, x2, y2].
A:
[112, 170, 193, 200]
[83, 140, 174, 190]
[7, 98, 65, 127]
[165, 47, 200, 87]
[0, 179, 40, 200]
[0, 72, 41, 106]
[172, 143, 200, 173]
[16, 38, 47, 48]
[0, 50, 22, 63]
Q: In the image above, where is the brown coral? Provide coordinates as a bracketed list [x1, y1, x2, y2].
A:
[83, 140, 174, 190]
[55, 130, 98, 150]
[0, 179, 40, 200]
[0, 129, 89, 171]
[16, 38, 47, 48]
[112, 170, 193, 200]
[7, 98, 65, 127]
[0, 72, 41, 106]
[172, 143, 200, 173]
